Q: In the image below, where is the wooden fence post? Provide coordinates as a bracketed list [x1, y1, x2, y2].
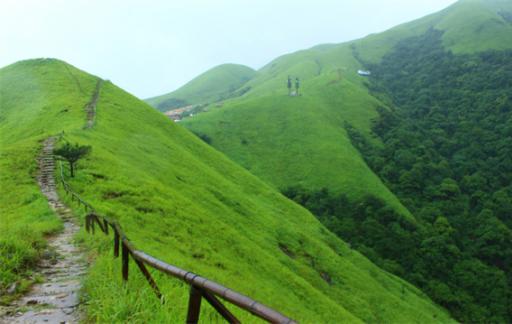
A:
[94, 216, 106, 234]
[122, 241, 129, 281]
[91, 215, 95, 234]
[202, 291, 240, 324]
[186, 286, 202, 324]
[134, 258, 163, 300]
[85, 214, 90, 233]
[114, 229, 120, 258]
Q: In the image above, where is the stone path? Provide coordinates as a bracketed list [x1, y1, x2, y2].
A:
[0, 137, 87, 324]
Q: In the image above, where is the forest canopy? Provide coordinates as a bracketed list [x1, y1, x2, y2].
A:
[287, 29, 512, 323]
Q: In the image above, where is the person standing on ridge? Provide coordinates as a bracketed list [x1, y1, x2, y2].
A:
[287, 76, 292, 96]
[295, 77, 300, 96]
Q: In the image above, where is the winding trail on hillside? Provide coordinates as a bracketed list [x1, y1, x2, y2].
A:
[85, 79, 103, 129]
[0, 137, 87, 324]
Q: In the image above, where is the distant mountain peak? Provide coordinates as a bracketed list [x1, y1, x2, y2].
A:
[145, 63, 256, 112]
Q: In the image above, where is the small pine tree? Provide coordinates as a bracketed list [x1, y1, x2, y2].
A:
[53, 142, 91, 177]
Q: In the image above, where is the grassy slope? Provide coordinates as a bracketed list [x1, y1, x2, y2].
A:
[145, 64, 256, 111]
[182, 0, 512, 218]
[354, 0, 512, 63]
[0, 59, 452, 323]
[184, 76, 410, 216]
[0, 59, 98, 297]
[183, 42, 413, 218]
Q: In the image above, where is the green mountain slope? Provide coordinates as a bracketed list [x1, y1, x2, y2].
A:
[166, 0, 512, 321]
[354, 0, 512, 63]
[146, 63, 256, 112]
[0, 59, 452, 322]
[183, 42, 413, 219]
[180, 1, 512, 212]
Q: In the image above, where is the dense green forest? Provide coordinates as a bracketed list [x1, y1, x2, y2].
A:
[286, 29, 512, 323]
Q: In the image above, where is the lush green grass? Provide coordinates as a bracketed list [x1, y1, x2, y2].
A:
[146, 64, 256, 111]
[180, 0, 512, 220]
[354, 0, 512, 63]
[182, 44, 413, 220]
[183, 76, 410, 218]
[0, 59, 452, 322]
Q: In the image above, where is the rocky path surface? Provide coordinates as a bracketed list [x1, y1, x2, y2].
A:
[0, 137, 87, 324]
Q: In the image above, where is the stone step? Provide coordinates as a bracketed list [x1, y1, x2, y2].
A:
[0, 137, 86, 324]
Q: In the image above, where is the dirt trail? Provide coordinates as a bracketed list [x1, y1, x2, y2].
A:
[0, 138, 87, 324]
[85, 79, 103, 129]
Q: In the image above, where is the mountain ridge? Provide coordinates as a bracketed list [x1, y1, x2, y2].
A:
[146, 63, 256, 112]
[0, 58, 452, 322]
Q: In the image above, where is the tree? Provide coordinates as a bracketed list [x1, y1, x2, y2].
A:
[452, 259, 508, 322]
[53, 142, 91, 177]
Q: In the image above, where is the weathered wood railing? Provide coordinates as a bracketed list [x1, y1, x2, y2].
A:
[57, 161, 296, 324]
[59, 161, 95, 212]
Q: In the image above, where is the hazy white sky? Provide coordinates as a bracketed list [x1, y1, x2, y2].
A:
[0, 0, 457, 98]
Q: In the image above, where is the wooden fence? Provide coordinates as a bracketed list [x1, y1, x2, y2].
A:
[58, 161, 296, 324]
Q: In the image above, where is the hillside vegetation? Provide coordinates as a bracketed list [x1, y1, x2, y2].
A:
[183, 43, 412, 219]
[358, 28, 512, 322]
[0, 59, 98, 299]
[354, 0, 512, 63]
[146, 63, 256, 112]
[164, 0, 512, 321]
[0, 59, 452, 322]
[181, 0, 512, 209]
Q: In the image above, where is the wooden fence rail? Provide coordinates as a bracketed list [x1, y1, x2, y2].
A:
[57, 160, 296, 324]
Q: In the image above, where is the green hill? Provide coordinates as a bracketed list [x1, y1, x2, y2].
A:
[183, 44, 412, 218]
[171, 0, 512, 321]
[181, 0, 512, 206]
[0, 59, 452, 322]
[354, 0, 512, 63]
[146, 63, 256, 112]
